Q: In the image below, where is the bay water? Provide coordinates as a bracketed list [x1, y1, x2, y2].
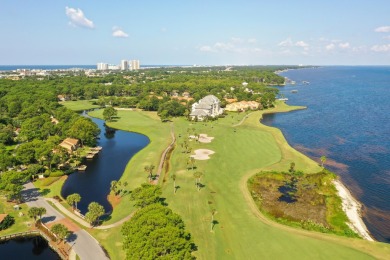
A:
[262, 66, 390, 242]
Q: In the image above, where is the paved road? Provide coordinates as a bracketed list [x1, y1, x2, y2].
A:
[22, 182, 65, 224]
[22, 182, 109, 260]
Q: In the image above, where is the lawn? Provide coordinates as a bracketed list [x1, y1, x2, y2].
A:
[159, 103, 389, 259]
[0, 197, 33, 236]
[88, 109, 171, 223]
[46, 103, 389, 259]
[59, 100, 100, 112]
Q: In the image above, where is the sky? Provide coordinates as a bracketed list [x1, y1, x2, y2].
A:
[1, 0, 390, 65]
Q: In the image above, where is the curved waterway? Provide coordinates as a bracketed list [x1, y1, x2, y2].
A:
[0, 236, 59, 259]
[61, 115, 150, 214]
[262, 66, 390, 243]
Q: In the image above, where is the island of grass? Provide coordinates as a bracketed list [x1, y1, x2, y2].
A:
[248, 170, 359, 237]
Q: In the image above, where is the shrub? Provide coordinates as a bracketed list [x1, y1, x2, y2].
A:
[0, 215, 15, 230]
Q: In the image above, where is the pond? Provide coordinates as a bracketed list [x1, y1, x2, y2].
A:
[0, 236, 60, 259]
[61, 115, 150, 214]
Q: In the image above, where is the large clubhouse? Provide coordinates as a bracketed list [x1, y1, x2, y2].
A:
[190, 95, 224, 121]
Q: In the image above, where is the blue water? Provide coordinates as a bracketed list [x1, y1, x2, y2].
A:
[0, 236, 59, 259]
[61, 116, 150, 214]
[262, 66, 390, 242]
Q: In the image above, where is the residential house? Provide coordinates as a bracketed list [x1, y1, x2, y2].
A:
[190, 95, 223, 121]
[59, 138, 80, 153]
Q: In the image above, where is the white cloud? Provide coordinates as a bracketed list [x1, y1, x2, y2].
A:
[199, 46, 214, 52]
[295, 41, 309, 47]
[248, 38, 257, 44]
[65, 6, 94, 29]
[198, 39, 262, 54]
[231, 37, 244, 43]
[278, 38, 293, 47]
[383, 35, 390, 40]
[339, 42, 350, 49]
[112, 27, 129, 38]
[371, 44, 390, 52]
[325, 43, 335, 51]
[375, 26, 390, 33]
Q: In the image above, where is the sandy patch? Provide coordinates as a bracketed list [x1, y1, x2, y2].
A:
[189, 134, 214, 143]
[46, 218, 81, 232]
[190, 149, 215, 160]
[333, 180, 374, 241]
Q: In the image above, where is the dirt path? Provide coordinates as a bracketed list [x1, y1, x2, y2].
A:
[152, 123, 175, 184]
[233, 112, 255, 127]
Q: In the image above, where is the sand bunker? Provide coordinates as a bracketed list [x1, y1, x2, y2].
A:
[189, 134, 215, 143]
[190, 149, 215, 160]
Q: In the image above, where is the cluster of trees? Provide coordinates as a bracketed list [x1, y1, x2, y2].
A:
[122, 183, 196, 259]
[0, 79, 100, 174]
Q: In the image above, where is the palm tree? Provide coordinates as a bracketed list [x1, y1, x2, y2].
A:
[144, 164, 155, 181]
[190, 157, 196, 170]
[193, 171, 203, 191]
[66, 193, 81, 211]
[28, 207, 40, 224]
[51, 223, 70, 244]
[320, 155, 327, 168]
[211, 209, 217, 232]
[171, 174, 177, 194]
[37, 207, 46, 221]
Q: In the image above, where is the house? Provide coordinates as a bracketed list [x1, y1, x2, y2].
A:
[182, 91, 191, 98]
[59, 138, 80, 152]
[190, 95, 223, 121]
[57, 94, 70, 102]
[0, 214, 8, 223]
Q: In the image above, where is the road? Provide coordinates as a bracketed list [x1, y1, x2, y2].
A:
[22, 182, 109, 260]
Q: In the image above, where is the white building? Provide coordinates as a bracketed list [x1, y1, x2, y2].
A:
[121, 60, 129, 70]
[108, 64, 120, 70]
[130, 60, 140, 70]
[190, 95, 223, 121]
[97, 63, 108, 70]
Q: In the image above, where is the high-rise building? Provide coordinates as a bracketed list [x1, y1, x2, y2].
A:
[97, 62, 108, 70]
[130, 60, 140, 70]
[121, 60, 129, 70]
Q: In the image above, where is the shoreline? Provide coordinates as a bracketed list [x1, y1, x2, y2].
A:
[259, 103, 374, 241]
[333, 179, 374, 241]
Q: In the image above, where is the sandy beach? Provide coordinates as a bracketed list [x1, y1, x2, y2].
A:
[333, 180, 374, 241]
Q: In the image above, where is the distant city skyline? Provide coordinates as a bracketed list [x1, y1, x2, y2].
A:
[1, 1, 390, 65]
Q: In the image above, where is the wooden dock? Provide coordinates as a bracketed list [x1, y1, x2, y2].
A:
[77, 165, 87, 171]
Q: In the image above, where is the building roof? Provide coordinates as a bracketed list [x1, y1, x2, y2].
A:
[0, 214, 8, 223]
[190, 109, 208, 117]
[63, 138, 79, 146]
[200, 95, 220, 104]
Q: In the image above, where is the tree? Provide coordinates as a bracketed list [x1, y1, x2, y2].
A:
[51, 223, 70, 244]
[193, 172, 203, 191]
[320, 156, 327, 168]
[66, 193, 81, 211]
[103, 107, 117, 122]
[85, 202, 105, 226]
[189, 157, 196, 170]
[171, 174, 177, 194]
[110, 180, 118, 195]
[289, 162, 296, 173]
[121, 204, 195, 259]
[130, 183, 162, 208]
[144, 164, 155, 181]
[37, 207, 46, 221]
[211, 209, 217, 232]
[28, 207, 40, 223]
[67, 117, 100, 146]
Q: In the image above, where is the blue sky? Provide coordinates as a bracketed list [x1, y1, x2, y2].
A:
[1, 0, 390, 65]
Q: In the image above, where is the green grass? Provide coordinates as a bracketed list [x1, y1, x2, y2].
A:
[88, 109, 171, 223]
[59, 100, 100, 111]
[33, 176, 67, 199]
[159, 104, 389, 259]
[42, 104, 390, 259]
[0, 197, 33, 235]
